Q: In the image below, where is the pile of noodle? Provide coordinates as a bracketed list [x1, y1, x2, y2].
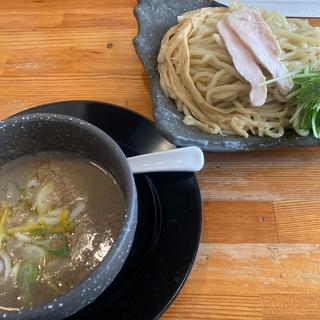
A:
[157, 4, 320, 137]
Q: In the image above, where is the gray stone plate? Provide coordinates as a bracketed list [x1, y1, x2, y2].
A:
[133, 0, 320, 152]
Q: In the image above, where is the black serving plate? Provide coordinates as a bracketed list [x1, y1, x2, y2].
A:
[133, 0, 320, 151]
[16, 101, 202, 320]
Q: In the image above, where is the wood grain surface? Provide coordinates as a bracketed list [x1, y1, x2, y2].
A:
[0, 1, 320, 319]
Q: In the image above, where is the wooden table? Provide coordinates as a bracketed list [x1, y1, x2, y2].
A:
[1, 1, 320, 319]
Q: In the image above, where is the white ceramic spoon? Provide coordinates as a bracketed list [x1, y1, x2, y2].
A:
[127, 146, 204, 174]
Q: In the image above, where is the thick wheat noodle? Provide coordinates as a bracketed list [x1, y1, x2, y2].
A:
[157, 5, 320, 137]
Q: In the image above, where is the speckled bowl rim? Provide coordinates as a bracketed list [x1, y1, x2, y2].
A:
[0, 113, 138, 320]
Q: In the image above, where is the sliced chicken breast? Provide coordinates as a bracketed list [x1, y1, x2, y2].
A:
[217, 19, 267, 107]
[227, 8, 294, 95]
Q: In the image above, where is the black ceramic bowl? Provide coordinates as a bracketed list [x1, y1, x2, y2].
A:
[0, 113, 138, 320]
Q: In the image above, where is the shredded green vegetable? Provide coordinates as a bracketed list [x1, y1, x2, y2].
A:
[15, 184, 26, 199]
[46, 237, 69, 258]
[7, 223, 65, 235]
[289, 65, 320, 138]
[33, 232, 70, 259]
[29, 228, 51, 237]
[0, 206, 10, 248]
[17, 260, 39, 299]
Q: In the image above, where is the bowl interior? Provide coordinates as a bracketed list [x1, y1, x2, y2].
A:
[0, 113, 137, 320]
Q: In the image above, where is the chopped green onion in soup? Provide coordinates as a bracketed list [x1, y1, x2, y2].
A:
[0, 152, 125, 308]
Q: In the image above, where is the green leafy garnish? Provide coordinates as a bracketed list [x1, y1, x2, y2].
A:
[31, 232, 70, 259]
[15, 184, 26, 199]
[289, 65, 320, 138]
[0, 205, 11, 248]
[29, 228, 49, 237]
[7, 223, 64, 235]
[68, 220, 75, 231]
[17, 260, 39, 299]
[44, 234, 69, 258]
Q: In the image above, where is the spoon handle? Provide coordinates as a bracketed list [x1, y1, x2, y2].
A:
[127, 146, 204, 174]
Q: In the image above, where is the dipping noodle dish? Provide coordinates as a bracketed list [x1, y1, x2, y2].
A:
[158, 0, 320, 138]
[0, 152, 124, 310]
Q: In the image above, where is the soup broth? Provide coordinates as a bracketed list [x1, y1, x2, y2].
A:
[0, 152, 125, 310]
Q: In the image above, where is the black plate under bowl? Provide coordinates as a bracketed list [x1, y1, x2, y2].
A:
[133, 0, 320, 151]
[16, 100, 202, 320]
